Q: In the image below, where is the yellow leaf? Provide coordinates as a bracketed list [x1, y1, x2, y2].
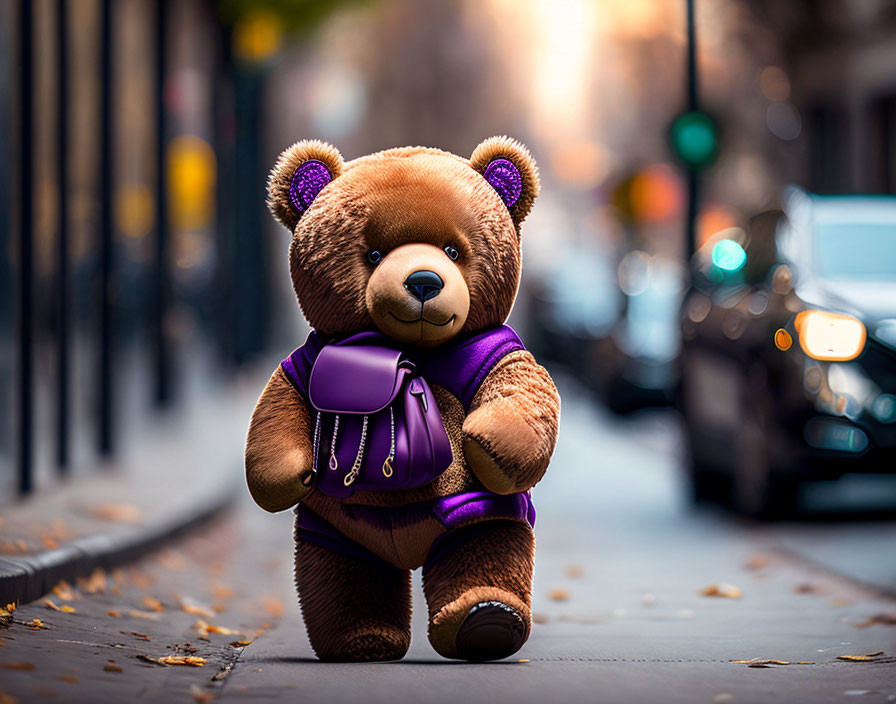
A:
[548, 588, 570, 602]
[700, 583, 742, 599]
[160, 656, 206, 667]
[837, 652, 884, 662]
[142, 596, 164, 612]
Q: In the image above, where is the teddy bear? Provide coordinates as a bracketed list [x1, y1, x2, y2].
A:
[245, 136, 560, 663]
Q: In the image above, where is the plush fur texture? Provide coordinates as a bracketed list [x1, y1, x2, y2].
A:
[247, 137, 559, 662]
[246, 368, 315, 512]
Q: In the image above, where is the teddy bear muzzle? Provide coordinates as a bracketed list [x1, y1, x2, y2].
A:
[365, 243, 470, 347]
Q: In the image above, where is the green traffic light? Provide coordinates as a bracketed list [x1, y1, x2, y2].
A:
[669, 111, 719, 169]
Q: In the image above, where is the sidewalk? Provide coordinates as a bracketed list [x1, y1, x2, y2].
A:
[0, 360, 266, 606]
[0, 382, 894, 703]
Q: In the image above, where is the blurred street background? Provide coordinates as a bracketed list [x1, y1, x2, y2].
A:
[2, 0, 896, 702]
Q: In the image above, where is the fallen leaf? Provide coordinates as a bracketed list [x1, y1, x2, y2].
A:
[41, 536, 58, 550]
[211, 583, 235, 601]
[548, 588, 570, 602]
[44, 600, 61, 611]
[857, 613, 896, 628]
[230, 640, 252, 647]
[173, 643, 200, 654]
[130, 571, 154, 588]
[107, 611, 121, 618]
[136, 654, 167, 666]
[126, 632, 151, 642]
[57, 675, 78, 683]
[837, 651, 884, 662]
[532, 613, 549, 624]
[160, 656, 206, 667]
[0, 689, 18, 704]
[142, 596, 164, 612]
[192, 619, 241, 638]
[260, 596, 284, 619]
[566, 565, 584, 579]
[25, 619, 45, 630]
[830, 597, 853, 607]
[730, 658, 814, 667]
[79, 569, 107, 594]
[45, 599, 76, 613]
[88, 503, 142, 524]
[104, 661, 122, 673]
[180, 599, 215, 619]
[1, 661, 35, 670]
[742, 554, 769, 571]
[794, 583, 819, 595]
[128, 609, 160, 621]
[700, 583, 742, 599]
[190, 685, 215, 703]
[52, 581, 78, 601]
[157, 550, 187, 571]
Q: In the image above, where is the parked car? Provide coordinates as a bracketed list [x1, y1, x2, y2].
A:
[679, 189, 896, 517]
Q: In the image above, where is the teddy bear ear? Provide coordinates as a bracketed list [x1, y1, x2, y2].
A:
[267, 140, 345, 231]
[469, 136, 540, 228]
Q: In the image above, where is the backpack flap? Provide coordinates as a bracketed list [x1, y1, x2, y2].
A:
[308, 342, 408, 414]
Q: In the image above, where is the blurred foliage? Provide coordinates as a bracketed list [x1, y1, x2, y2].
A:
[216, 0, 375, 36]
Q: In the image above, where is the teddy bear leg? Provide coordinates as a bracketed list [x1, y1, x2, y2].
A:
[295, 539, 412, 662]
[423, 520, 534, 661]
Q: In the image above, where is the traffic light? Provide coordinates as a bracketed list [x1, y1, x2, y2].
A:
[668, 111, 720, 170]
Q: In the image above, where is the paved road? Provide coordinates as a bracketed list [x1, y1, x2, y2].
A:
[2, 380, 895, 703]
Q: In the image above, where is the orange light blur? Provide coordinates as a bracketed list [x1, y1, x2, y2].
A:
[774, 328, 792, 351]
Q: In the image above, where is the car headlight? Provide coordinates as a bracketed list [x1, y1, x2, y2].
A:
[794, 310, 866, 361]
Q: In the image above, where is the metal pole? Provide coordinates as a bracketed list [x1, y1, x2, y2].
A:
[56, 0, 71, 471]
[684, 0, 699, 263]
[17, 0, 34, 495]
[153, 0, 171, 406]
[98, 0, 114, 454]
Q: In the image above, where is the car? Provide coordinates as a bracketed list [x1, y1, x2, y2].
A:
[679, 189, 896, 517]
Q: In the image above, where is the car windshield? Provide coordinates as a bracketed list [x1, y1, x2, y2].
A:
[814, 219, 896, 281]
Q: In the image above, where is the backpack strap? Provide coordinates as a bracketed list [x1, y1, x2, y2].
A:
[419, 325, 525, 411]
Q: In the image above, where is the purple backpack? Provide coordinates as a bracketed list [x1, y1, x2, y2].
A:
[281, 326, 525, 498]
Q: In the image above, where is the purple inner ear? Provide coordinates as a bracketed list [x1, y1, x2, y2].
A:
[289, 160, 332, 215]
[483, 158, 523, 210]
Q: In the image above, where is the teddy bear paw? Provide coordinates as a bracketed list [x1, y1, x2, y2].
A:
[316, 627, 410, 663]
[454, 601, 526, 662]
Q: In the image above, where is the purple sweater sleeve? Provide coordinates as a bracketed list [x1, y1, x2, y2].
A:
[280, 330, 327, 400]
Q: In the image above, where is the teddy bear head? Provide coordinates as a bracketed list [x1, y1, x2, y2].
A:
[267, 137, 539, 347]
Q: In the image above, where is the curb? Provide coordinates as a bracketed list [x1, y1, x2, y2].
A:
[0, 476, 240, 606]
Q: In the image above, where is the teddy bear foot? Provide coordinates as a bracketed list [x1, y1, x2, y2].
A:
[316, 627, 410, 663]
[454, 601, 526, 662]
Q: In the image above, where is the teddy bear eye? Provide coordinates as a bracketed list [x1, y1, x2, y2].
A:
[367, 250, 383, 265]
[444, 245, 459, 261]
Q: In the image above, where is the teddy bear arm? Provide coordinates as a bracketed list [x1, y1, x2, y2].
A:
[245, 366, 316, 513]
[462, 350, 560, 494]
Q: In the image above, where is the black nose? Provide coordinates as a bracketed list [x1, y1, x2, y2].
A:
[404, 270, 444, 302]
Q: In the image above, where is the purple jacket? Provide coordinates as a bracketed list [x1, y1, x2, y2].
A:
[280, 325, 526, 498]
[281, 324, 525, 412]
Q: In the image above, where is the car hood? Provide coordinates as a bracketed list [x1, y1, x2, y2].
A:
[797, 279, 896, 324]
[797, 278, 896, 350]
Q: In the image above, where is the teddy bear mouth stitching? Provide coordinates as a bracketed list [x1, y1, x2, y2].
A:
[387, 312, 457, 327]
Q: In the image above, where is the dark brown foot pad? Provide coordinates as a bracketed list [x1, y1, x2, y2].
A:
[455, 601, 526, 662]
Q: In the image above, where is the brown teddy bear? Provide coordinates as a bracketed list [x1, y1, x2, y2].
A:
[245, 136, 560, 662]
